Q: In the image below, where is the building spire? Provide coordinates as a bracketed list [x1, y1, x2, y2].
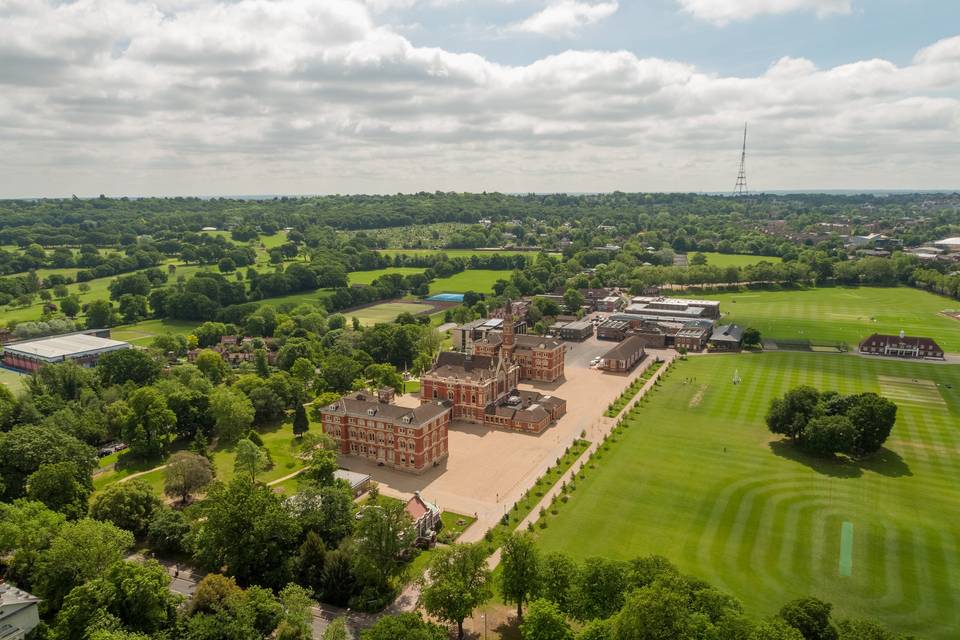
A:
[501, 299, 515, 361]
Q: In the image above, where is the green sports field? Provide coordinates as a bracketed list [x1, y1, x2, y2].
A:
[536, 352, 960, 638]
[349, 301, 432, 326]
[428, 269, 506, 294]
[698, 286, 960, 351]
[376, 248, 558, 260]
[697, 252, 783, 268]
[347, 267, 426, 285]
[110, 318, 200, 346]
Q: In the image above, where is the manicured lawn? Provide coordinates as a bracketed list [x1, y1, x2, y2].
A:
[428, 270, 507, 295]
[0, 368, 27, 395]
[258, 232, 288, 249]
[111, 318, 200, 346]
[347, 267, 426, 286]
[376, 249, 555, 259]
[693, 286, 960, 351]
[350, 302, 433, 326]
[697, 252, 782, 268]
[257, 289, 334, 310]
[94, 418, 314, 497]
[534, 352, 960, 639]
[603, 360, 662, 417]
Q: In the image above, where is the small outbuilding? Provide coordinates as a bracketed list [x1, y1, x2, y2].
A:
[405, 492, 441, 544]
[709, 324, 745, 352]
[334, 469, 372, 497]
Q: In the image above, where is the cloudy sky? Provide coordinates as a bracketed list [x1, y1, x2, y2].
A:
[1, 0, 958, 197]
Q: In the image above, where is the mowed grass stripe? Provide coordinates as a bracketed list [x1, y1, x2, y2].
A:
[535, 352, 960, 639]
[694, 286, 960, 351]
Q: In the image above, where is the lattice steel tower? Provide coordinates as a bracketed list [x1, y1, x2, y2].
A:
[733, 123, 748, 196]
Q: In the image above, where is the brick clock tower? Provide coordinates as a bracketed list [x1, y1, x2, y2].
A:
[501, 300, 515, 361]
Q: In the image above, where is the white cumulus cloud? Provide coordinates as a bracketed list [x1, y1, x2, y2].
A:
[677, 0, 852, 26]
[0, 0, 957, 196]
[508, 0, 619, 38]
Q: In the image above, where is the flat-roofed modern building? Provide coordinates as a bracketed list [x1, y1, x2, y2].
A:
[627, 296, 721, 320]
[1, 333, 130, 373]
[559, 320, 594, 342]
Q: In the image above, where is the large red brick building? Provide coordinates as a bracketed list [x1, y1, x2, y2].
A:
[420, 301, 567, 433]
[471, 302, 566, 383]
[420, 352, 521, 422]
[318, 391, 451, 474]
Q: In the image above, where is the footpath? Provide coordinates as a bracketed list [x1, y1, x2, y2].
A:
[150, 355, 677, 638]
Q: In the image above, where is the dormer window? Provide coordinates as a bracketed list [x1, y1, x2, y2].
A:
[367, 408, 376, 416]
[402, 415, 412, 424]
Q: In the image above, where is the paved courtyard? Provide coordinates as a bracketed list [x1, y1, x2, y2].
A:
[337, 332, 672, 538]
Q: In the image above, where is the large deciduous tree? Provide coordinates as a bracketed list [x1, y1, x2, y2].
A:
[359, 612, 447, 640]
[520, 599, 573, 640]
[765, 386, 821, 442]
[0, 424, 96, 500]
[191, 478, 301, 589]
[778, 597, 838, 640]
[353, 501, 415, 590]
[90, 479, 162, 538]
[419, 543, 491, 639]
[501, 532, 541, 621]
[34, 518, 134, 611]
[25, 462, 92, 520]
[123, 387, 177, 459]
[209, 387, 255, 443]
[163, 451, 214, 504]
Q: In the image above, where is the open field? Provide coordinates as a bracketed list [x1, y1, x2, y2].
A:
[349, 301, 432, 326]
[0, 368, 26, 394]
[110, 318, 200, 346]
[347, 267, 426, 285]
[697, 252, 782, 268]
[0, 260, 215, 325]
[534, 352, 960, 639]
[376, 248, 556, 259]
[95, 417, 313, 496]
[257, 289, 334, 310]
[428, 269, 506, 294]
[696, 286, 960, 351]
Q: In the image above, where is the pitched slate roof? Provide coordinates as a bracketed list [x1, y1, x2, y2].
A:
[601, 335, 645, 361]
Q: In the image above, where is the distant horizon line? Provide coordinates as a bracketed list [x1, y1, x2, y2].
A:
[3, 188, 960, 201]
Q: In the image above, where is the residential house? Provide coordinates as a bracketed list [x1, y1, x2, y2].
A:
[405, 492, 441, 543]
